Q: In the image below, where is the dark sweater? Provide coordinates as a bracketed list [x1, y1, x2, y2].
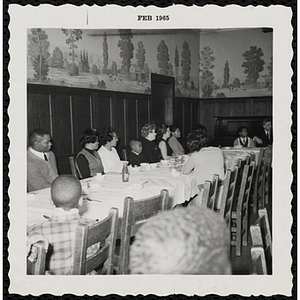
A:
[128, 151, 147, 166]
[141, 137, 161, 163]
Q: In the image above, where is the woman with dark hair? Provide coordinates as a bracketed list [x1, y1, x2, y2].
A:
[168, 124, 185, 156]
[182, 131, 224, 195]
[76, 128, 104, 179]
[97, 126, 123, 173]
[156, 124, 173, 160]
[140, 124, 161, 163]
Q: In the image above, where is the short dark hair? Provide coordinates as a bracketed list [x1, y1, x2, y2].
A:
[129, 139, 141, 149]
[129, 207, 231, 274]
[141, 124, 156, 138]
[262, 118, 272, 125]
[238, 126, 247, 134]
[51, 175, 82, 209]
[79, 128, 99, 148]
[99, 126, 117, 146]
[186, 132, 208, 152]
[169, 124, 179, 133]
[192, 123, 207, 135]
[156, 124, 169, 140]
[29, 129, 50, 146]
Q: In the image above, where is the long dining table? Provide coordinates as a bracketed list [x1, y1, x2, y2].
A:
[27, 162, 199, 227]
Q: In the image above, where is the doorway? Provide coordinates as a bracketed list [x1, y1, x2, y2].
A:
[151, 73, 175, 126]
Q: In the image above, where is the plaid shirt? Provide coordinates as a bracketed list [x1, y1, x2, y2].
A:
[27, 209, 97, 275]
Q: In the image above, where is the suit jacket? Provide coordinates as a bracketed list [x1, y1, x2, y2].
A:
[256, 128, 273, 147]
[128, 151, 147, 166]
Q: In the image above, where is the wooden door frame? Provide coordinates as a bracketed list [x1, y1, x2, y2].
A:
[151, 73, 175, 125]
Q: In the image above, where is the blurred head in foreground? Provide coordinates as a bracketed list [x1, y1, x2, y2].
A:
[129, 207, 231, 274]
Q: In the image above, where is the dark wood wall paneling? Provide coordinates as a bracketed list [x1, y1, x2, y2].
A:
[28, 84, 272, 174]
[27, 84, 151, 174]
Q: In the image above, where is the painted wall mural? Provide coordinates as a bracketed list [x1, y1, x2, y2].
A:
[27, 28, 272, 98]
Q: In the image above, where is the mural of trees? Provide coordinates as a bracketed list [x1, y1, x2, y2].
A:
[102, 31, 109, 74]
[144, 63, 150, 81]
[28, 28, 50, 82]
[51, 47, 64, 68]
[199, 46, 215, 98]
[242, 46, 265, 86]
[111, 61, 118, 76]
[157, 40, 170, 75]
[79, 49, 90, 73]
[174, 45, 179, 85]
[61, 29, 83, 76]
[136, 40, 146, 71]
[117, 29, 134, 76]
[181, 41, 191, 88]
[267, 56, 273, 76]
[167, 63, 174, 77]
[222, 60, 230, 88]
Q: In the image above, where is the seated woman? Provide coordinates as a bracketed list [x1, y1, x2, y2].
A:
[182, 131, 224, 207]
[76, 128, 104, 179]
[98, 126, 123, 173]
[141, 124, 161, 163]
[168, 124, 185, 156]
[156, 124, 173, 160]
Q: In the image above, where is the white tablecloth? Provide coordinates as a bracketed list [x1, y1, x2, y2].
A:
[27, 164, 198, 227]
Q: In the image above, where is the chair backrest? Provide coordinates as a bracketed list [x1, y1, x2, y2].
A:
[236, 161, 256, 214]
[261, 147, 272, 205]
[257, 208, 272, 271]
[252, 147, 268, 213]
[72, 207, 119, 275]
[250, 224, 267, 275]
[69, 156, 78, 178]
[201, 174, 219, 210]
[119, 189, 169, 274]
[27, 240, 48, 275]
[219, 166, 239, 224]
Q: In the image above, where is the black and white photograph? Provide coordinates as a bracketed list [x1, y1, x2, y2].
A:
[7, 4, 293, 296]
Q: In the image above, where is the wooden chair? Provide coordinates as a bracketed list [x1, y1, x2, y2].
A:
[118, 189, 169, 274]
[231, 161, 256, 256]
[250, 225, 267, 275]
[72, 207, 118, 275]
[201, 174, 219, 210]
[69, 156, 78, 178]
[261, 147, 272, 206]
[252, 147, 268, 214]
[27, 240, 48, 275]
[219, 166, 239, 230]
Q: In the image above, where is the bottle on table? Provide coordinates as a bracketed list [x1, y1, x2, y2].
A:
[122, 161, 129, 182]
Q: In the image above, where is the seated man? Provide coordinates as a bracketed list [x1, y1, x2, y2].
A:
[127, 139, 146, 167]
[27, 175, 98, 275]
[129, 207, 231, 274]
[27, 129, 58, 192]
[253, 118, 273, 147]
[233, 126, 255, 148]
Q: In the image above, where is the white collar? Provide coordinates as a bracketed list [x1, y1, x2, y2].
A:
[53, 207, 79, 216]
[29, 147, 48, 160]
[132, 151, 140, 155]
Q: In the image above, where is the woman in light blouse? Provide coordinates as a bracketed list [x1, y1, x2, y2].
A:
[97, 126, 123, 173]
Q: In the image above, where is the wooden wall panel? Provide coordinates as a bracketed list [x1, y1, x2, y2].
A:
[27, 93, 51, 137]
[72, 94, 92, 155]
[215, 101, 231, 116]
[111, 97, 125, 152]
[138, 98, 150, 135]
[51, 94, 72, 174]
[92, 94, 110, 132]
[126, 98, 138, 142]
[231, 101, 247, 116]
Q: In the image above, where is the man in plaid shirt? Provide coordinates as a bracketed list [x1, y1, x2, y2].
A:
[27, 175, 98, 275]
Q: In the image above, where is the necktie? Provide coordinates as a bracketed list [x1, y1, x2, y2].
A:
[43, 153, 48, 161]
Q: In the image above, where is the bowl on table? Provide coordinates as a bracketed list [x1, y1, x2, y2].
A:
[94, 173, 106, 181]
